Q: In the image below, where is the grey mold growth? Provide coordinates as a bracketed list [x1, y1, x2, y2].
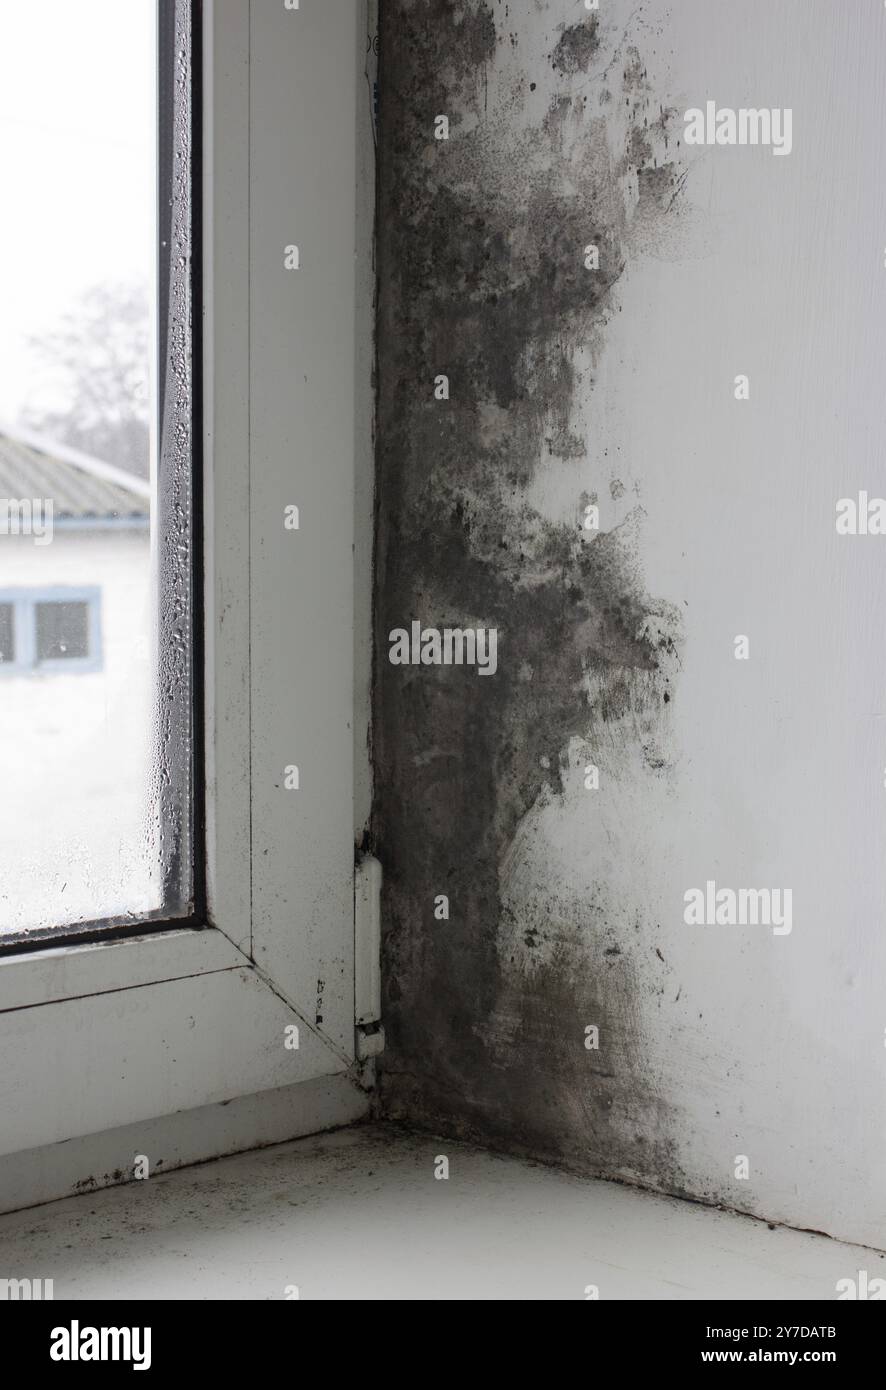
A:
[551, 19, 600, 76]
[374, 1, 687, 1192]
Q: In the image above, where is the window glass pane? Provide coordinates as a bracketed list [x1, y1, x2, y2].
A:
[35, 601, 90, 663]
[0, 603, 14, 665]
[0, 1, 195, 938]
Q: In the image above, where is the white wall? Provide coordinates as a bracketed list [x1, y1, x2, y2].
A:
[607, 0, 886, 1249]
[525, 0, 886, 1245]
[376, 0, 886, 1249]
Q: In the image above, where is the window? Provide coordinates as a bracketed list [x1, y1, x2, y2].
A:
[0, 602, 14, 665]
[0, 0, 194, 940]
[0, 588, 102, 674]
[35, 601, 90, 664]
[0, 1, 368, 1197]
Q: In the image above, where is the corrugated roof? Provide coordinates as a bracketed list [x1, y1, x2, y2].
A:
[0, 426, 149, 522]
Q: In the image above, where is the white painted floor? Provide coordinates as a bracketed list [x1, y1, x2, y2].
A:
[0, 1124, 879, 1300]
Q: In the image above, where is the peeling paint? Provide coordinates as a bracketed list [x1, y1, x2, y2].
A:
[374, 0, 687, 1189]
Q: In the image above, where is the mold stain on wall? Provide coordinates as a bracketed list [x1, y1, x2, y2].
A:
[374, 0, 689, 1190]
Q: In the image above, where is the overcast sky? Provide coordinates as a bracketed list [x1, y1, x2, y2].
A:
[0, 0, 154, 422]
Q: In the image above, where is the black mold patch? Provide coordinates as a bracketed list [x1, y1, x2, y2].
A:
[374, 1, 687, 1190]
[551, 20, 600, 76]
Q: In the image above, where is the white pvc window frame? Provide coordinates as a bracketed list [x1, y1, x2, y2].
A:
[0, 0, 364, 1166]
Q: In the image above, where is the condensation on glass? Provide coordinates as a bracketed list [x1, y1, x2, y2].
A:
[0, 0, 196, 940]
